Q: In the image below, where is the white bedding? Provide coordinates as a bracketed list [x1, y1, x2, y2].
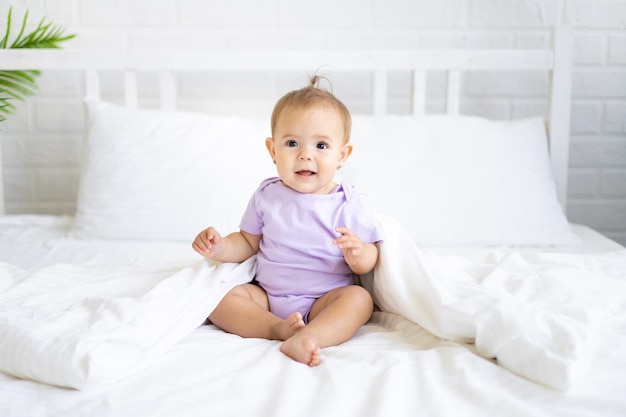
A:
[1, 217, 626, 416]
[0, 259, 255, 389]
[1, 215, 625, 401]
[366, 214, 626, 391]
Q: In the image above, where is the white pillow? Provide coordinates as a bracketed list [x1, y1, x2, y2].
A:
[72, 100, 276, 241]
[338, 115, 579, 246]
[74, 102, 577, 246]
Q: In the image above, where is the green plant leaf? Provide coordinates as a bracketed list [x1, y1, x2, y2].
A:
[0, 69, 39, 97]
[0, 98, 16, 122]
[0, 7, 11, 48]
[0, 6, 76, 122]
[9, 13, 76, 49]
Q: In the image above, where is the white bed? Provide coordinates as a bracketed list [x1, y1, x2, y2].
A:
[1, 28, 626, 417]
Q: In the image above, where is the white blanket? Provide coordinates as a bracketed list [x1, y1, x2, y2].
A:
[0, 215, 624, 391]
[365, 214, 626, 391]
[0, 258, 255, 389]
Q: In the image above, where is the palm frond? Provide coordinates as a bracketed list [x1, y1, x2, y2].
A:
[10, 15, 76, 49]
[0, 6, 76, 122]
[0, 97, 16, 122]
[0, 7, 11, 48]
[0, 69, 40, 98]
[6, 8, 27, 48]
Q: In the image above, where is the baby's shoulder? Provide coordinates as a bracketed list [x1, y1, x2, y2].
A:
[339, 181, 366, 202]
[257, 177, 282, 192]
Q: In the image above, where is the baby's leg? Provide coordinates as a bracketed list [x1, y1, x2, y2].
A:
[280, 285, 373, 366]
[209, 283, 305, 340]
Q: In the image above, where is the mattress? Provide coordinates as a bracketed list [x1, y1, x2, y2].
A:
[1, 215, 625, 417]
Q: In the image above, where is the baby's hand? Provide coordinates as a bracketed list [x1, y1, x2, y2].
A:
[192, 227, 223, 258]
[333, 226, 364, 264]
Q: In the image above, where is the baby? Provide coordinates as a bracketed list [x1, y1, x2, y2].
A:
[192, 76, 382, 366]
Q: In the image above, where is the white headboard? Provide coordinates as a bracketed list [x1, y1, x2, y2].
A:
[0, 27, 572, 215]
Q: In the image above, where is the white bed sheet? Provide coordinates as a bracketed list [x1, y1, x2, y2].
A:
[1, 215, 625, 417]
[1, 215, 620, 270]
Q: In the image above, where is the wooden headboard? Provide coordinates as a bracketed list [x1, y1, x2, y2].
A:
[0, 27, 572, 215]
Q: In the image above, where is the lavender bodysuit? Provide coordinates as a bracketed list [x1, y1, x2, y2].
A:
[239, 177, 383, 321]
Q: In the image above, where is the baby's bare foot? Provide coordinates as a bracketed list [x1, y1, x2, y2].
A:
[280, 334, 321, 367]
[272, 312, 305, 341]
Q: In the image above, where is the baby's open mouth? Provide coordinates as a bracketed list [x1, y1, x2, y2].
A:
[296, 170, 316, 177]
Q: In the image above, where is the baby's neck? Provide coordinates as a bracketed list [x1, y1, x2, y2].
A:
[280, 180, 338, 195]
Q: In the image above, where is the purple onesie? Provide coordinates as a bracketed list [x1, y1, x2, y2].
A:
[239, 177, 383, 322]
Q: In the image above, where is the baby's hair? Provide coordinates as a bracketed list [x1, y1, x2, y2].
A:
[270, 74, 352, 143]
[309, 74, 332, 92]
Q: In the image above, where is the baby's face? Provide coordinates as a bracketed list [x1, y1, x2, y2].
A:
[266, 105, 352, 194]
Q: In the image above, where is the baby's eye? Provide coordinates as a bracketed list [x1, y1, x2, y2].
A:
[316, 142, 328, 150]
[286, 140, 298, 147]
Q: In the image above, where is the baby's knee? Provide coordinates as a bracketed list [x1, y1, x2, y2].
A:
[226, 284, 250, 297]
[347, 285, 374, 312]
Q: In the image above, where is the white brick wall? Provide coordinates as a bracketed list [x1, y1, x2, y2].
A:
[1, 0, 625, 245]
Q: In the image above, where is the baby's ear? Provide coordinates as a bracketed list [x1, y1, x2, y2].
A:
[265, 137, 276, 161]
[340, 143, 353, 163]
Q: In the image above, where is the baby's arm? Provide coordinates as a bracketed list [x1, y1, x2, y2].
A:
[192, 227, 261, 263]
[333, 226, 379, 275]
